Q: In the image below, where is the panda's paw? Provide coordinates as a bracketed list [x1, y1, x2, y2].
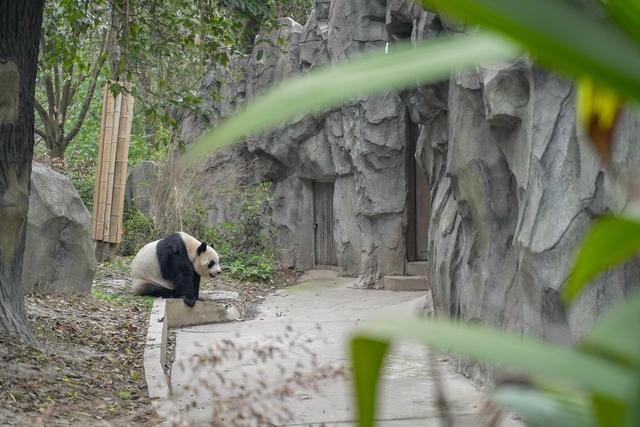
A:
[183, 297, 196, 307]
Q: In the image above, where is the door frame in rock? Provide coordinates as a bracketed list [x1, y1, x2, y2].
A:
[312, 180, 338, 267]
[406, 118, 430, 262]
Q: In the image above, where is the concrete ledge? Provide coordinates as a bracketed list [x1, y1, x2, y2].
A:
[144, 299, 180, 424]
[383, 275, 429, 291]
[406, 261, 428, 276]
[376, 293, 433, 317]
[165, 298, 240, 328]
[143, 298, 241, 424]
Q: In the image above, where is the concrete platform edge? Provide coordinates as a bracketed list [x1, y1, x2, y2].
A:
[144, 298, 241, 425]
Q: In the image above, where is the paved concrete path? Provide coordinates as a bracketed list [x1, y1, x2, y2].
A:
[171, 271, 522, 426]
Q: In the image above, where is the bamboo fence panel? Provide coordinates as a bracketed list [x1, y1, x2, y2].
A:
[93, 86, 116, 239]
[109, 92, 134, 242]
[91, 82, 134, 244]
[102, 92, 123, 240]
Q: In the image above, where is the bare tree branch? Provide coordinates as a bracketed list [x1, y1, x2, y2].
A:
[34, 128, 47, 139]
[34, 99, 57, 150]
[39, 34, 56, 119]
[34, 99, 49, 123]
[53, 63, 61, 110]
[43, 74, 56, 118]
[60, 63, 74, 120]
[64, 28, 111, 144]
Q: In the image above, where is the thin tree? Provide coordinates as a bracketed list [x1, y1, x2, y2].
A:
[35, 0, 110, 159]
[0, 0, 45, 337]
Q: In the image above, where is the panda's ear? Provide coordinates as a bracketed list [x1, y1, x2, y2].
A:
[197, 241, 207, 256]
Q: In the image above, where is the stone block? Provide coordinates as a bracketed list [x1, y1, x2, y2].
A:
[383, 275, 428, 291]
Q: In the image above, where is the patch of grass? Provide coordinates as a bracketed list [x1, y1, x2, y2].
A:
[92, 288, 155, 309]
[101, 256, 134, 273]
[225, 254, 277, 283]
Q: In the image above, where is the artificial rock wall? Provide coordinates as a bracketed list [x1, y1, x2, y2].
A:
[181, 0, 414, 287]
[180, 0, 640, 365]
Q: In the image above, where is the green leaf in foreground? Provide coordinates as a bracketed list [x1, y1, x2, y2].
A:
[563, 216, 640, 304]
[581, 292, 640, 369]
[592, 394, 627, 427]
[352, 318, 635, 404]
[606, 0, 640, 48]
[351, 337, 389, 427]
[420, 0, 640, 103]
[492, 386, 594, 427]
[181, 32, 519, 164]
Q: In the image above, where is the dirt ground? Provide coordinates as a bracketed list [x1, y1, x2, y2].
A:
[0, 257, 301, 426]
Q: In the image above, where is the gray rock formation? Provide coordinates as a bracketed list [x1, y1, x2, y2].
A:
[23, 162, 97, 294]
[180, 0, 640, 382]
[420, 61, 640, 383]
[125, 160, 159, 213]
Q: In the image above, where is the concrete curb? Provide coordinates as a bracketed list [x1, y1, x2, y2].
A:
[143, 298, 241, 425]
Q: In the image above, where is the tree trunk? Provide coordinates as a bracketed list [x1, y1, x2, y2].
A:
[0, 0, 45, 337]
[240, 14, 260, 52]
[108, 0, 131, 80]
[45, 133, 66, 159]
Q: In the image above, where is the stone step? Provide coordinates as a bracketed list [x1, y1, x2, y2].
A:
[407, 261, 428, 276]
[383, 275, 428, 292]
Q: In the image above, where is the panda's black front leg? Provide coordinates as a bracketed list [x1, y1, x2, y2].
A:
[176, 271, 196, 307]
[193, 273, 201, 301]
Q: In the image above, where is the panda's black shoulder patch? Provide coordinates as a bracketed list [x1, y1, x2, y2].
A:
[156, 233, 194, 281]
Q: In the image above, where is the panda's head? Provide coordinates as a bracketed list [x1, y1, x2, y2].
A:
[194, 241, 221, 278]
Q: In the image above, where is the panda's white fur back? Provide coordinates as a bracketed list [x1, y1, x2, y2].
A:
[130, 240, 174, 293]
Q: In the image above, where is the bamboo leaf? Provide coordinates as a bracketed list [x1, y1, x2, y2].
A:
[181, 32, 519, 163]
[606, 0, 640, 47]
[493, 386, 594, 427]
[420, 0, 640, 103]
[580, 292, 640, 369]
[353, 317, 636, 402]
[351, 337, 389, 427]
[592, 394, 627, 427]
[622, 380, 640, 427]
[563, 216, 640, 303]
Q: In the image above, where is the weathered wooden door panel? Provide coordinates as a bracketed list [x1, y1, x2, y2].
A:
[415, 170, 429, 260]
[313, 181, 337, 266]
[406, 119, 430, 261]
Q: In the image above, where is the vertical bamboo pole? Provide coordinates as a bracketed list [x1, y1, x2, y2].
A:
[94, 86, 116, 239]
[103, 91, 123, 240]
[109, 92, 134, 243]
[91, 84, 109, 239]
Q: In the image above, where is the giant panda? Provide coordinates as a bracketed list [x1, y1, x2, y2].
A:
[130, 232, 221, 306]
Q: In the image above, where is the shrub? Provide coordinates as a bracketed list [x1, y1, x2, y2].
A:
[225, 254, 277, 283]
[116, 148, 209, 256]
[117, 200, 208, 257]
[67, 166, 96, 212]
[147, 148, 207, 239]
[181, 202, 208, 244]
[33, 143, 97, 211]
[127, 131, 169, 166]
[205, 182, 278, 283]
[118, 205, 155, 256]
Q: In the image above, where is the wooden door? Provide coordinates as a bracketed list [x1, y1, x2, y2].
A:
[406, 120, 430, 261]
[313, 181, 337, 266]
